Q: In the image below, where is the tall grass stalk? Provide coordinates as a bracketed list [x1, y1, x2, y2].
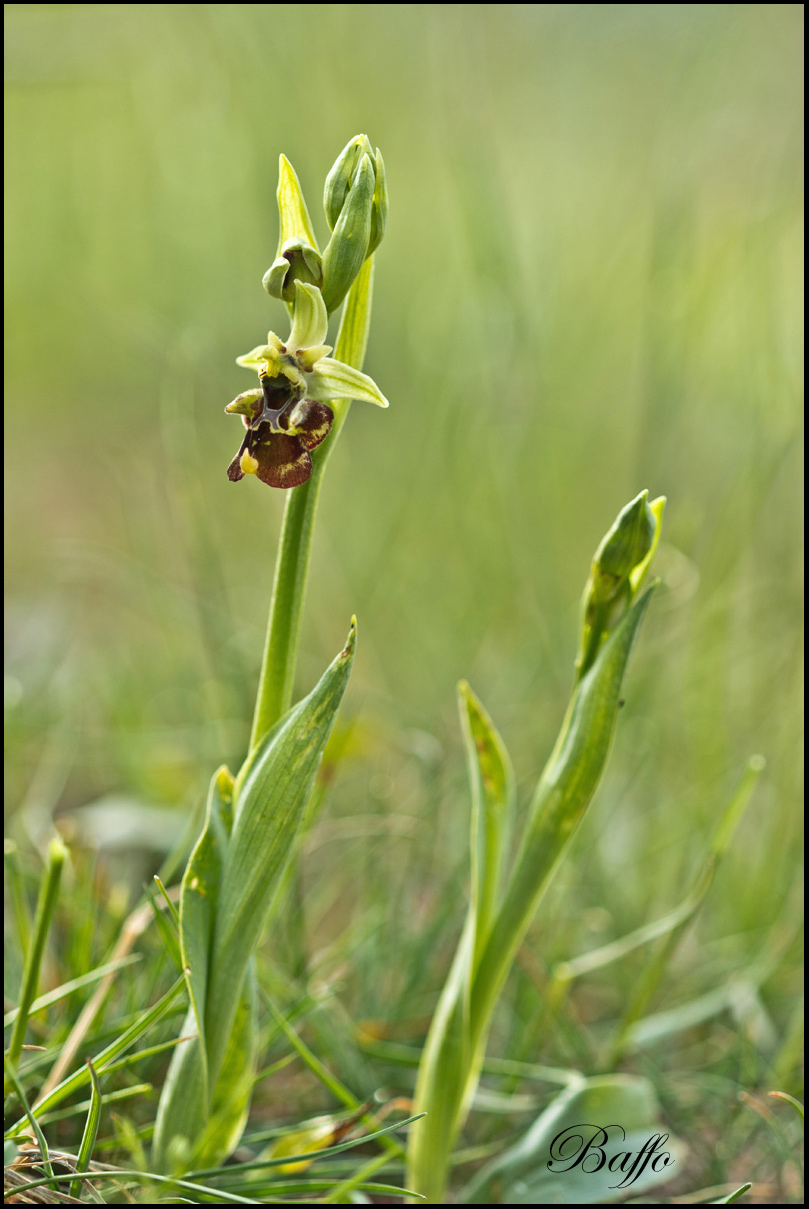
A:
[4, 837, 66, 1093]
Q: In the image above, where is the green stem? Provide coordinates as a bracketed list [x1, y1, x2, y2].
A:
[249, 256, 375, 749]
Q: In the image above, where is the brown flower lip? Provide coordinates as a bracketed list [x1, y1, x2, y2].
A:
[227, 389, 334, 489]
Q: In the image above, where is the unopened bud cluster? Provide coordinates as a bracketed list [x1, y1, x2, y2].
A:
[263, 134, 388, 316]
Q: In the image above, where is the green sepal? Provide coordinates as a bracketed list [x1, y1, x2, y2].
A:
[309, 357, 389, 408]
[276, 154, 319, 254]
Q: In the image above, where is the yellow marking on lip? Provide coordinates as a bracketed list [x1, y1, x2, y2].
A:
[240, 449, 259, 475]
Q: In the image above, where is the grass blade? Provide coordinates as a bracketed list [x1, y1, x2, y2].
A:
[5, 837, 66, 1087]
[68, 1060, 102, 1198]
[710, 1183, 753, 1204]
[6, 974, 186, 1133]
[3, 955, 142, 1028]
[3, 1056, 55, 1185]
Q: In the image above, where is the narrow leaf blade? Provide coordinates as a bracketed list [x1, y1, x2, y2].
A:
[205, 622, 356, 1082]
[180, 765, 234, 1074]
[458, 680, 515, 961]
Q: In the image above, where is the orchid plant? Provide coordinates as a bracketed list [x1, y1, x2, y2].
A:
[147, 136, 390, 1172]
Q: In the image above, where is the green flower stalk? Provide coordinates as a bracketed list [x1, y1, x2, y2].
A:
[153, 136, 388, 1173]
[406, 493, 665, 1203]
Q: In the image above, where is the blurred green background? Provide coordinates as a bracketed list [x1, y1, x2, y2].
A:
[4, 0, 803, 1164]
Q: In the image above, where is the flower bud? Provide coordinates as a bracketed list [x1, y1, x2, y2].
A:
[320, 152, 375, 314]
[591, 490, 656, 603]
[263, 238, 323, 302]
[576, 491, 662, 680]
[323, 134, 373, 230]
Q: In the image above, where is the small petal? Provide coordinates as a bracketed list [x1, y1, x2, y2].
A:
[236, 344, 278, 372]
[262, 256, 291, 300]
[286, 282, 329, 353]
[252, 430, 313, 488]
[297, 344, 332, 371]
[309, 357, 389, 407]
[225, 389, 263, 418]
[287, 399, 334, 450]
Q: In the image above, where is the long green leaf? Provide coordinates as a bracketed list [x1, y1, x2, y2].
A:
[207, 620, 356, 1080]
[407, 586, 655, 1202]
[190, 964, 258, 1170]
[471, 586, 655, 1039]
[3, 1057, 55, 1183]
[153, 623, 356, 1171]
[179, 765, 234, 1092]
[459, 681, 515, 965]
[405, 687, 514, 1199]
